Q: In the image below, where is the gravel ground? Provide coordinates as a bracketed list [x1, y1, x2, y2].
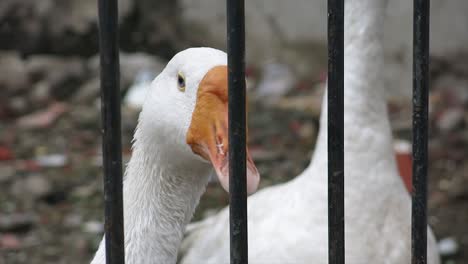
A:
[1, 61, 467, 263]
[1, 1, 466, 263]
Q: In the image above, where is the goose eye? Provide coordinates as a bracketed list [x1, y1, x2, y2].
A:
[177, 72, 186, 92]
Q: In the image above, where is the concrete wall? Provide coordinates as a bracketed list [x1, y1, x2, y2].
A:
[181, 0, 468, 98]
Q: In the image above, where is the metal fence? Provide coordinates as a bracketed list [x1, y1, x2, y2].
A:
[96, 0, 431, 263]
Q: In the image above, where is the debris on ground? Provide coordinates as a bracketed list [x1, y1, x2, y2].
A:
[16, 102, 68, 129]
[0, 14, 467, 263]
[254, 62, 296, 104]
[438, 237, 460, 258]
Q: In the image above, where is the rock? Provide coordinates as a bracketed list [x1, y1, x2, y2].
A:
[432, 75, 468, 105]
[0, 233, 22, 249]
[249, 147, 282, 162]
[274, 94, 322, 116]
[83, 220, 103, 234]
[72, 78, 100, 103]
[438, 237, 459, 257]
[0, 51, 30, 94]
[26, 55, 86, 101]
[29, 81, 51, 106]
[298, 122, 316, 141]
[254, 63, 296, 104]
[26, 55, 85, 80]
[72, 184, 98, 198]
[69, 105, 99, 128]
[35, 154, 68, 168]
[63, 214, 83, 228]
[11, 174, 52, 199]
[436, 108, 465, 133]
[0, 213, 37, 232]
[14, 160, 41, 173]
[0, 165, 15, 182]
[16, 102, 68, 129]
[7, 97, 28, 116]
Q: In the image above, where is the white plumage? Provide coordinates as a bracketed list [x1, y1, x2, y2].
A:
[91, 48, 251, 264]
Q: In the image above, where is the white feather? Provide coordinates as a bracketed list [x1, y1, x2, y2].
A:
[91, 47, 227, 264]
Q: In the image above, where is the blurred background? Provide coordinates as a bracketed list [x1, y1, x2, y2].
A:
[0, 0, 467, 263]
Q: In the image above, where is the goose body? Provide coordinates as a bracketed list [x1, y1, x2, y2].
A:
[181, 1, 440, 263]
[91, 48, 259, 264]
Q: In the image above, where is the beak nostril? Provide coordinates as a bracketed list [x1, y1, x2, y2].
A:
[216, 142, 225, 156]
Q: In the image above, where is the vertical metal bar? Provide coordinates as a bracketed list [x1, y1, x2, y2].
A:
[412, 0, 430, 263]
[226, 0, 247, 263]
[97, 0, 125, 263]
[327, 0, 345, 263]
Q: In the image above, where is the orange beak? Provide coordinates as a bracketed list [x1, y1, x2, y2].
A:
[186, 66, 260, 195]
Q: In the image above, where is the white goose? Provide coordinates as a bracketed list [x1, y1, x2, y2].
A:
[181, 0, 440, 263]
[91, 48, 260, 264]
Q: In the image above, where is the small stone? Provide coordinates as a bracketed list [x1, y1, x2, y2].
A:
[275, 94, 322, 116]
[0, 165, 15, 182]
[35, 154, 67, 168]
[438, 178, 451, 191]
[26, 55, 86, 101]
[298, 122, 316, 140]
[92, 154, 103, 167]
[72, 78, 100, 104]
[12, 174, 52, 199]
[250, 147, 282, 162]
[0, 213, 37, 232]
[8, 97, 28, 115]
[438, 237, 459, 257]
[70, 105, 99, 128]
[0, 234, 22, 249]
[72, 184, 97, 198]
[254, 63, 296, 104]
[16, 102, 68, 129]
[64, 214, 83, 227]
[29, 81, 51, 106]
[0, 52, 30, 94]
[83, 220, 104, 234]
[437, 108, 465, 133]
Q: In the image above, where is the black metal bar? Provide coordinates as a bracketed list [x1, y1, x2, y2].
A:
[412, 0, 430, 263]
[327, 0, 345, 263]
[226, 0, 248, 263]
[97, 0, 125, 263]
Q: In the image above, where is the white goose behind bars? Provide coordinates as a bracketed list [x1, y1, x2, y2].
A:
[91, 47, 260, 264]
[180, 0, 440, 263]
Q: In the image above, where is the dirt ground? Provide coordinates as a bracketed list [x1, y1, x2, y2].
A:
[1, 0, 467, 263]
[1, 57, 467, 263]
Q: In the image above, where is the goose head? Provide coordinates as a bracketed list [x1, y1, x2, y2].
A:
[136, 47, 260, 194]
